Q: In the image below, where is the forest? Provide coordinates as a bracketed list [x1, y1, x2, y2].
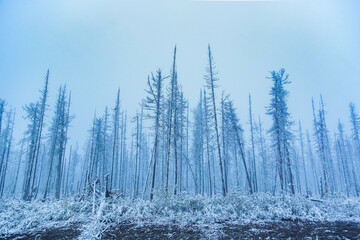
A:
[1, 46, 360, 239]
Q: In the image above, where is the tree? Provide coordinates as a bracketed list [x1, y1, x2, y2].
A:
[133, 105, 143, 198]
[336, 121, 359, 196]
[312, 96, 336, 195]
[12, 141, 24, 195]
[0, 110, 15, 197]
[298, 121, 309, 195]
[204, 45, 226, 197]
[306, 130, 320, 195]
[255, 117, 268, 192]
[173, 79, 179, 195]
[101, 107, 109, 188]
[119, 112, 127, 194]
[143, 70, 166, 200]
[266, 69, 295, 194]
[221, 94, 229, 193]
[335, 121, 351, 196]
[248, 94, 258, 192]
[44, 87, 62, 199]
[43, 86, 72, 199]
[203, 89, 214, 196]
[192, 91, 203, 195]
[165, 46, 177, 194]
[349, 103, 360, 161]
[55, 88, 72, 199]
[23, 70, 49, 201]
[0, 99, 5, 137]
[226, 99, 253, 194]
[110, 89, 120, 190]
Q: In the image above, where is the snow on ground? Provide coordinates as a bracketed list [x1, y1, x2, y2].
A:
[0, 198, 91, 237]
[1, 192, 360, 239]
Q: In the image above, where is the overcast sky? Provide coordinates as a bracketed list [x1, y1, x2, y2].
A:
[1, 0, 359, 148]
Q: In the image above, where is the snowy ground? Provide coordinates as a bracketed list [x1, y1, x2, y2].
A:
[1, 192, 360, 239]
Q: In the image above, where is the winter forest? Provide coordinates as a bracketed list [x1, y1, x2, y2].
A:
[1, 0, 360, 238]
[1, 45, 358, 201]
[1, 45, 360, 239]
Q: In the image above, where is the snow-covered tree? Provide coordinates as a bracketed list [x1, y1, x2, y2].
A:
[266, 69, 295, 194]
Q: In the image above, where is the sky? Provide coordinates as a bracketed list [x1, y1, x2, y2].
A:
[0, 0, 360, 148]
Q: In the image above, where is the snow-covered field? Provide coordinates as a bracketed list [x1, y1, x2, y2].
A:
[1, 192, 360, 239]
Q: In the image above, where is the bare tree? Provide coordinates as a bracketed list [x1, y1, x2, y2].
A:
[204, 45, 226, 197]
[248, 94, 258, 192]
[110, 89, 120, 190]
[143, 70, 166, 200]
[23, 71, 49, 201]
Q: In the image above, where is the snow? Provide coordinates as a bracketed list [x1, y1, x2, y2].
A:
[1, 192, 360, 239]
[0, 198, 90, 237]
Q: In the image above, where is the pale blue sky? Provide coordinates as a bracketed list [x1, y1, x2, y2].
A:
[0, 0, 359, 146]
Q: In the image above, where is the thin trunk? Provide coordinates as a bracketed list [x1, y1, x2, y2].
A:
[299, 121, 309, 195]
[12, 142, 24, 195]
[207, 45, 226, 197]
[249, 94, 257, 192]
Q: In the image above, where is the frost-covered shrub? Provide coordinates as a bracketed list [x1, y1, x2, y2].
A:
[0, 198, 93, 237]
[1, 192, 360, 239]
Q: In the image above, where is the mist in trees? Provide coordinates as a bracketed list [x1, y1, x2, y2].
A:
[1, 46, 360, 204]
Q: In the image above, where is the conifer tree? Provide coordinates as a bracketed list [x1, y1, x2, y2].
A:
[266, 69, 295, 194]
